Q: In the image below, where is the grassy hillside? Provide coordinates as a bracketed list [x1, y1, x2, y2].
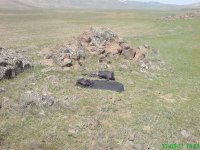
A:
[0, 9, 200, 149]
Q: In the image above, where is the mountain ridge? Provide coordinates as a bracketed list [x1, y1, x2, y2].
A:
[0, 0, 199, 10]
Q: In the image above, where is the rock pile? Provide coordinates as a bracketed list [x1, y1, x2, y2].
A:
[0, 47, 33, 81]
[45, 27, 154, 69]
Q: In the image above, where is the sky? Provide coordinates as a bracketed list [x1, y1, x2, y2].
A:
[128, 0, 200, 5]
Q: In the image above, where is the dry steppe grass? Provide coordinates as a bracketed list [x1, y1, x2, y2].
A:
[0, 9, 200, 149]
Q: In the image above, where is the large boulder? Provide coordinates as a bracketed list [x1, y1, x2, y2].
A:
[0, 47, 33, 81]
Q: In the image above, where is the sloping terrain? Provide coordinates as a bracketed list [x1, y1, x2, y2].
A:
[0, 0, 35, 10]
[0, 0, 181, 10]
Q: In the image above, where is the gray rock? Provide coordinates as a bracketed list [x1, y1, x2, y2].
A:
[45, 51, 53, 59]
[0, 87, 6, 93]
[20, 91, 55, 109]
[152, 48, 158, 55]
[40, 94, 54, 107]
[181, 129, 191, 138]
[0, 48, 33, 81]
[61, 58, 72, 67]
[122, 49, 136, 59]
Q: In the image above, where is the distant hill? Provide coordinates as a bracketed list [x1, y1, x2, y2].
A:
[119, 1, 179, 9]
[0, 0, 120, 9]
[0, 0, 35, 10]
[188, 2, 200, 8]
[0, 0, 198, 10]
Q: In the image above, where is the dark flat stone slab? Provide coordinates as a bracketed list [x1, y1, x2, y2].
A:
[76, 79, 124, 92]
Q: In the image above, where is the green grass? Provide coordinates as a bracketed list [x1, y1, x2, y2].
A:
[0, 9, 200, 149]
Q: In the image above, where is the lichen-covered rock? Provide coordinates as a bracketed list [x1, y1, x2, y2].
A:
[0, 48, 33, 81]
[20, 91, 55, 109]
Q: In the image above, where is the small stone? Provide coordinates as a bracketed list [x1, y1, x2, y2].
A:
[144, 44, 149, 49]
[99, 48, 105, 55]
[133, 144, 144, 150]
[61, 58, 72, 67]
[85, 118, 101, 130]
[20, 91, 55, 109]
[45, 52, 53, 59]
[121, 42, 130, 49]
[0, 87, 6, 93]
[70, 54, 80, 61]
[122, 49, 136, 59]
[41, 94, 54, 107]
[59, 53, 69, 60]
[39, 110, 45, 116]
[124, 141, 134, 150]
[152, 48, 158, 55]
[68, 127, 79, 136]
[128, 134, 136, 142]
[181, 130, 191, 138]
[120, 64, 128, 69]
[143, 126, 151, 133]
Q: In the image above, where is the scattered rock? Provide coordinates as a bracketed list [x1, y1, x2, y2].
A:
[20, 91, 55, 109]
[0, 48, 33, 81]
[39, 59, 54, 66]
[40, 94, 55, 107]
[45, 75, 59, 83]
[143, 125, 151, 133]
[122, 49, 136, 60]
[68, 128, 78, 135]
[0, 87, 6, 93]
[84, 117, 101, 130]
[68, 124, 79, 137]
[162, 11, 200, 21]
[57, 95, 80, 108]
[152, 48, 158, 55]
[160, 93, 175, 103]
[23, 139, 43, 150]
[181, 129, 191, 138]
[88, 71, 115, 80]
[61, 58, 72, 67]
[124, 141, 144, 150]
[45, 51, 53, 59]
[128, 133, 137, 142]
[120, 64, 128, 69]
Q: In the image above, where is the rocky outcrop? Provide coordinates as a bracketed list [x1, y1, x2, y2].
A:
[0, 47, 33, 81]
